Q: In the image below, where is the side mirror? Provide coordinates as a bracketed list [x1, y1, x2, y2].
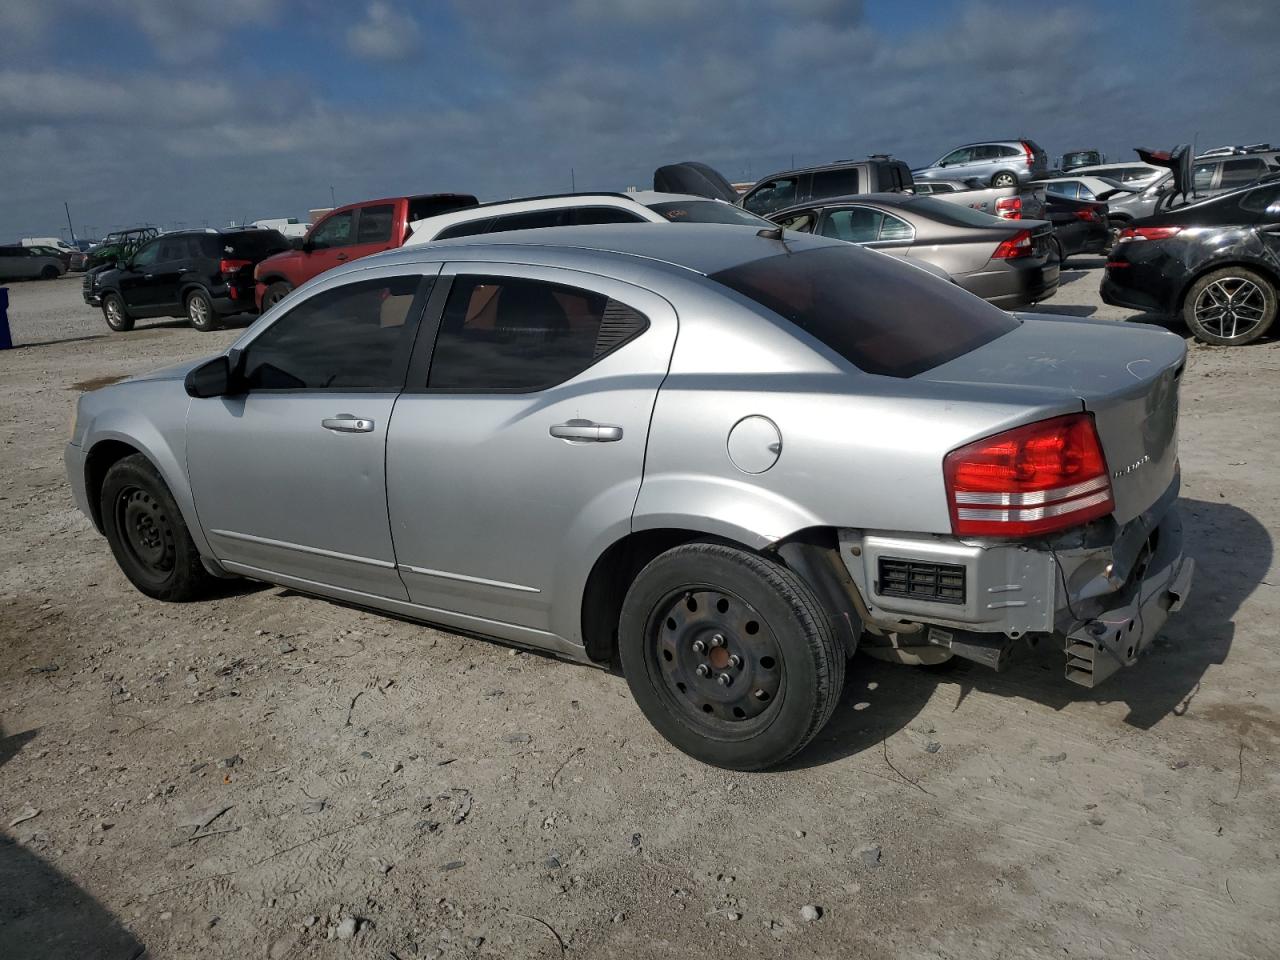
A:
[184, 355, 240, 398]
[301, 238, 315, 253]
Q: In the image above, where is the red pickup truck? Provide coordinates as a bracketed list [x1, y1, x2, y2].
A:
[253, 193, 476, 310]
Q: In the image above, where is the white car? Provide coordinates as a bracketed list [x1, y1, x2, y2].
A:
[1038, 176, 1138, 203]
[1062, 163, 1165, 190]
[21, 237, 77, 254]
[406, 191, 771, 244]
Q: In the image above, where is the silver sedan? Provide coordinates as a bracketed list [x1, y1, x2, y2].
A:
[66, 225, 1194, 769]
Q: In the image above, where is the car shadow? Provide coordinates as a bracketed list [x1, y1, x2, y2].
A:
[789, 497, 1266, 769]
[0, 726, 145, 960]
[8, 334, 109, 351]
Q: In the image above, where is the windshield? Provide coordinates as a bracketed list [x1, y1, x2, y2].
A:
[647, 200, 770, 226]
[900, 195, 1006, 228]
[711, 244, 1017, 378]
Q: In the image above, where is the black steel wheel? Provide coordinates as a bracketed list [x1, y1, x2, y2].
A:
[100, 453, 214, 601]
[619, 542, 844, 770]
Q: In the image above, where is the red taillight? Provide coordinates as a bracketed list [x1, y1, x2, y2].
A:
[1115, 225, 1182, 244]
[944, 414, 1114, 538]
[995, 196, 1022, 220]
[1074, 207, 1098, 222]
[219, 257, 251, 276]
[992, 229, 1034, 259]
[1021, 141, 1034, 168]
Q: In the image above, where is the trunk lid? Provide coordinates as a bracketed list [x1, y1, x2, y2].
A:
[917, 315, 1186, 523]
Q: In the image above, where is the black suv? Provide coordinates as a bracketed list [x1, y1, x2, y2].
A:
[739, 156, 914, 216]
[88, 228, 290, 333]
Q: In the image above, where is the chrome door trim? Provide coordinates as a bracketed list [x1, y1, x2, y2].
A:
[398, 564, 541, 593]
[210, 528, 397, 569]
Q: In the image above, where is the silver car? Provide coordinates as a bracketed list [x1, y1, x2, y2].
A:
[65, 225, 1194, 770]
[913, 139, 1049, 188]
[0, 244, 67, 280]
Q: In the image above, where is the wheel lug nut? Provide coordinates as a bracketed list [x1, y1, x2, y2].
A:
[691, 639, 706, 653]
[729, 654, 742, 669]
[710, 634, 726, 648]
[717, 673, 732, 686]
[695, 664, 710, 678]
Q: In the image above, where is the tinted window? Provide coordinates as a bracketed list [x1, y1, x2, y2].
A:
[310, 211, 354, 249]
[820, 207, 882, 243]
[158, 237, 193, 260]
[242, 275, 423, 390]
[1241, 184, 1280, 214]
[743, 177, 799, 215]
[224, 230, 289, 259]
[427, 275, 648, 391]
[1004, 145, 1029, 158]
[648, 200, 769, 225]
[408, 195, 477, 221]
[132, 240, 162, 267]
[357, 204, 395, 243]
[810, 168, 860, 200]
[971, 145, 1000, 161]
[569, 206, 645, 225]
[1221, 158, 1267, 188]
[1046, 182, 1078, 199]
[433, 218, 495, 240]
[711, 245, 1017, 378]
[490, 210, 568, 232]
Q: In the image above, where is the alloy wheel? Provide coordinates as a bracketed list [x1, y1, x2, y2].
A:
[105, 298, 123, 325]
[649, 588, 784, 734]
[188, 294, 211, 327]
[1194, 276, 1266, 341]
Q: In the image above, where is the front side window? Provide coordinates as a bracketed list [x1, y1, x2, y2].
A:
[569, 206, 645, 225]
[426, 275, 648, 391]
[241, 275, 423, 390]
[648, 200, 769, 226]
[310, 211, 355, 249]
[939, 148, 973, 166]
[131, 240, 162, 268]
[743, 178, 799, 215]
[711, 244, 1017, 378]
[819, 207, 883, 244]
[357, 204, 395, 243]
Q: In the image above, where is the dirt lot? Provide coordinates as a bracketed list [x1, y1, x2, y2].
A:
[1, 267, 1278, 960]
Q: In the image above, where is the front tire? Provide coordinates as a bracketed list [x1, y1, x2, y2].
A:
[101, 292, 134, 332]
[991, 172, 1017, 188]
[186, 288, 218, 331]
[1183, 267, 1277, 346]
[261, 281, 292, 310]
[618, 542, 844, 770]
[100, 454, 213, 601]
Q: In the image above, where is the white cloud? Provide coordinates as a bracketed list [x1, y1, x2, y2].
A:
[347, 1, 421, 63]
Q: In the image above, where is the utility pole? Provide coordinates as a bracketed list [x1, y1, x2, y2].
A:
[330, 185, 336, 208]
[64, 202, 77, 245]
[570, 168, 576, 192]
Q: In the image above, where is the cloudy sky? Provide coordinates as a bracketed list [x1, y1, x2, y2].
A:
[2, 0, 1276, 239]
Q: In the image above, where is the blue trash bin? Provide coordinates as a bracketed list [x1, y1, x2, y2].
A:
[0, 287, 10, 350]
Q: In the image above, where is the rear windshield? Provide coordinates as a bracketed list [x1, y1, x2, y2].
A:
[648, 200, 769, 226]
[223, 230, 290, 259]
[710, 244, 1017, 378]
[901, 195, 1005, 228]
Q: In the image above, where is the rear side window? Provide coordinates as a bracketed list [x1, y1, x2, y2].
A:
[1221, 158, 1267, 188]
[434, 218, 494, 240]
[490, 210, 568, 232]
[810, 168, 859, 201]
[820, 207, 883, 243]
[426, 275, 648, 391]
[223, 230, 289, 259]
[357, 204, 395, 243]
[242, 275, 424, 390]
[710, 245, 1017, 378]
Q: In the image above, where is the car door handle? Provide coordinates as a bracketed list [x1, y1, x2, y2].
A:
[549, 419, 623, 443]
[322, 415, 374, 433]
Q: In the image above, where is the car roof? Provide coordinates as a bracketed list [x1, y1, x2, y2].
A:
[372, 222, 843, 277]
[749, 156, 905, 183]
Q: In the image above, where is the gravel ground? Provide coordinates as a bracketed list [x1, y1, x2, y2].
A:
[1, 266, 1278, 959]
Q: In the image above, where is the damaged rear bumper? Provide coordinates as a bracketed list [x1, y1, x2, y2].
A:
[838, 487, 1194, 687]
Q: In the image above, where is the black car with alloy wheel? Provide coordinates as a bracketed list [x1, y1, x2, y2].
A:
[89, 228, 290, 333]
[1102, 180, 1280, 345]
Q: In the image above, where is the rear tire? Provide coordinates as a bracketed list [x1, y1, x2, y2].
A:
[101, 292, 134, 332]
[40, 265, 59, 280]
[1054, 238, 1067, 268]
[991, 172, 1017, 188]
[100, 454, 214, 602]
[618, 542, 844, 770]
[1182, 267, 1277, 346]
[261, 281, 292, 310]
[186, 288, 218, 332]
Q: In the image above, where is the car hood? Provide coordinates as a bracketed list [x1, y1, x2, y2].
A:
[125, 359, 205, 384]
